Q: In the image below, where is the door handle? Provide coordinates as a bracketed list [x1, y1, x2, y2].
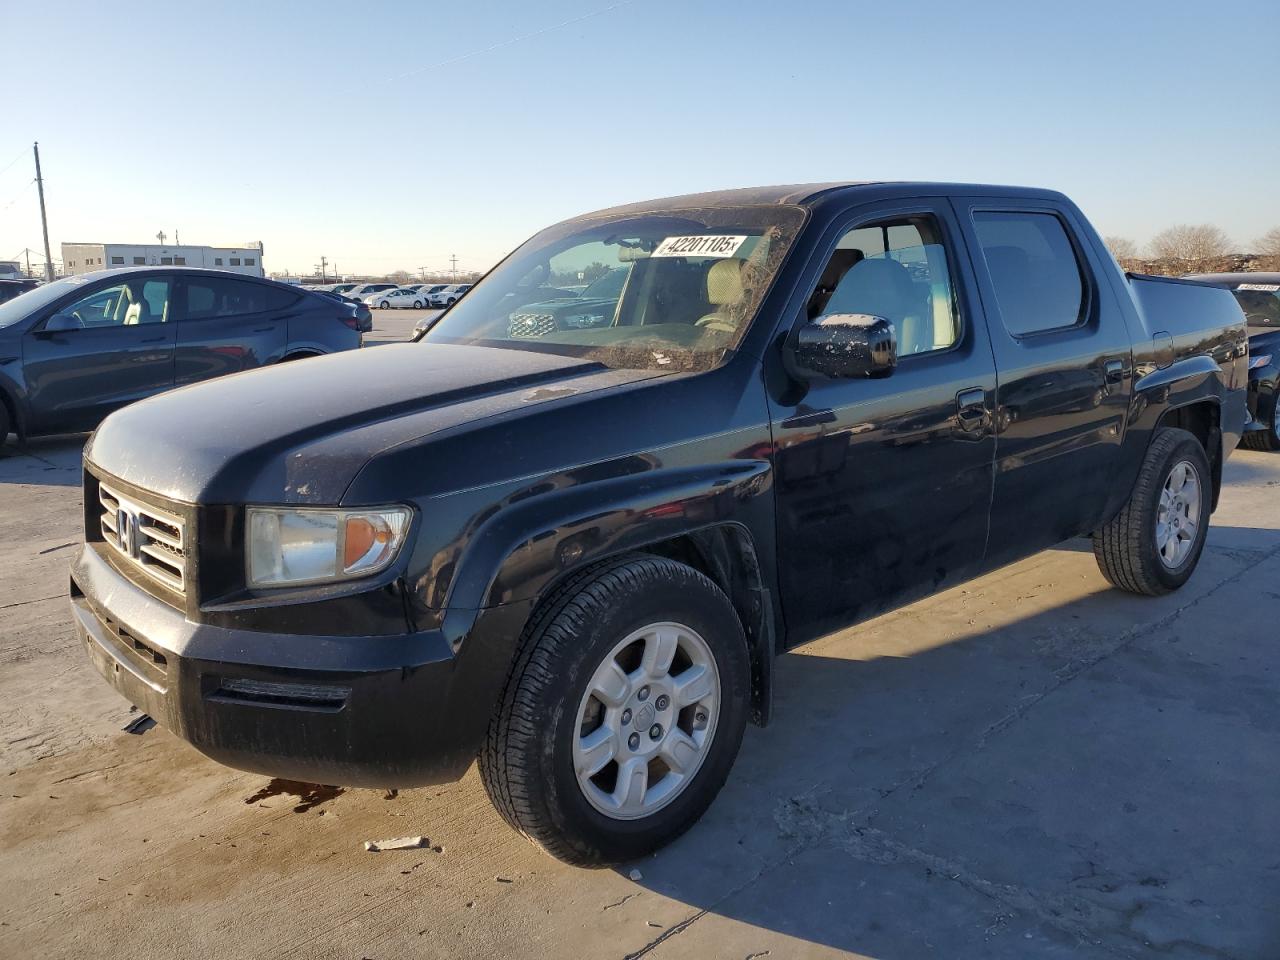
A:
[139, 336, 165, 344]
[253, 326, 275, 333]
[955, 387, 987, 433]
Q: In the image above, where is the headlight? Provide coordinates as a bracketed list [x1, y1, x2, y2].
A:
[246, 506, 412, 587]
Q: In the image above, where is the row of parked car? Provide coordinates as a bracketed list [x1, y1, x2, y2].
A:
[309, 281, 473, 309]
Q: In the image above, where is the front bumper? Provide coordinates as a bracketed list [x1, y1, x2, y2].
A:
[71, 543, 523, 788]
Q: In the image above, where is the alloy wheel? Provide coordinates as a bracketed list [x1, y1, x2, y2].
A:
[1155, 459, 1201, 568]
[572, 621, 720, 820]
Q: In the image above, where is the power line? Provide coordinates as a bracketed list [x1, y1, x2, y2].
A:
[0, 178, 33, 212]
[0, 147, 28, 181]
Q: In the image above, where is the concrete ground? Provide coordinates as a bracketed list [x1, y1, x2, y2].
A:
[364, 306, 440, 345]
[1, 376, 1277, 958]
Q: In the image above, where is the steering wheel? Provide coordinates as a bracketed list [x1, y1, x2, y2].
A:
[694, 315, 736, 332]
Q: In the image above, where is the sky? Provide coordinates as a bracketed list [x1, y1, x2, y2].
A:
[1, 0, 1277, 278]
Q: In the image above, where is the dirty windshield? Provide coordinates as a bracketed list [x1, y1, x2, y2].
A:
[421, 204, 806, 371]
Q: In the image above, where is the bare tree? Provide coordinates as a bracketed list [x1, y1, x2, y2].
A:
[1255, 227, 1280, 257]
[1103, 236, 1139, 260]
[1149, 224, 1232, 260]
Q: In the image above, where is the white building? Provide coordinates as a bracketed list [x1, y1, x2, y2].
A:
[61, 241, 265, 277]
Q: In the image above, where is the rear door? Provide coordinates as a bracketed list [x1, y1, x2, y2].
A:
[770, 199, 998, 642]
[174, 275, 291, 384]
[22, 276, 176, 433]
[951, 198, 1134, 566]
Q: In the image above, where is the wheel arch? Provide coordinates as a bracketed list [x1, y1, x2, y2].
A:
[437, 462, 779, 726]
[0, 376, 25, 441]
[277, 349, 324, 363]
[1154, 398, 1223, 511]
[610, 526, 775, 726]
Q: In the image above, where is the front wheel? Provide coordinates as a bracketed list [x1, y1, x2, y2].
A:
[378, 300, 390, 309]
[1093, 427, 1211, 595]
[480, 555, 750, 865]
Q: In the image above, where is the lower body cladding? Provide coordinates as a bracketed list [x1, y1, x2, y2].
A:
[69, 544, 532, 788]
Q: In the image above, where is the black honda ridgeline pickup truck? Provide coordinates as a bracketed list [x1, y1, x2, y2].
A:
[71, 183, 1248, 865]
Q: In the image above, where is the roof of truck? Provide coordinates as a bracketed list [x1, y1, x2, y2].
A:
[571, 182, 1071, 222]
[1185, 272, 1280, 286]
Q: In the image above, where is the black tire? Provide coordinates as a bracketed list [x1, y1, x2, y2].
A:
[0, 401, 9, 453]
[479, 554, 750, 866]
[1092, 427, 1212, 595]
[413, 300, 423, 309]
[379, 300, 390, 309]
[1240, 399, 1280, 452]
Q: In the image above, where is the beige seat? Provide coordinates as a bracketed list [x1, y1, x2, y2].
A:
[694, 258, 747, 332]
[122, 285, 152, 325]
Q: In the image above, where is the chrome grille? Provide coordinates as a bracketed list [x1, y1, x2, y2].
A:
[99, 483, 187, 593]
[509, 312, 556, 338]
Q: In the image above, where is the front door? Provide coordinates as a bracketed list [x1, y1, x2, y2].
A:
[174, 275, 290, 384]
[770, 202, 998, 644]
[22, 276, 176, 433]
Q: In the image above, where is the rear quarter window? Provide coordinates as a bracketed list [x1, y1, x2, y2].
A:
[973, 211, 1087, 336]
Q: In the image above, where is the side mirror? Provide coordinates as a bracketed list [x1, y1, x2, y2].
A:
[791, 313, 897, 379]
[42, 312, 82, 333]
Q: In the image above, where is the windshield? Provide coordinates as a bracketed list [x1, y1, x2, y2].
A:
[0, 276, 88, 329]
[421, 203, 805, 371]
[1230, 284, 1280, 329]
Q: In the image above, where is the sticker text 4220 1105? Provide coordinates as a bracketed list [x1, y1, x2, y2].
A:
[651, 235, 749, 259]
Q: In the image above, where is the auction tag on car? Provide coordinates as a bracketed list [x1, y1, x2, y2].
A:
[652, 235, 749, 258]
[1236, 283, 1280, 291]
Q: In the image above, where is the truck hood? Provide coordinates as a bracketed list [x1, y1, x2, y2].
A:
[86, 343, 658, 504]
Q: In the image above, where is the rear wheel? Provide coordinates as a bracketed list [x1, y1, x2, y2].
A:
[0, 401, 10, 453]
[413, 300, 423, 309]
[1240, 398, 1280, 452]
[480, 555, 750, 865]
[1093, 427, 1211, 595]
[379, 299, 390, 309]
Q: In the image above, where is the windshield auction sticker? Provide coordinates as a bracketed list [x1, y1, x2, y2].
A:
[1236, 283, 1280, 292]
[652, 235, 749, 258]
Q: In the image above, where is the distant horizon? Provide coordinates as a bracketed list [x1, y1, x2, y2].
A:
[3, 0, 1277, 278]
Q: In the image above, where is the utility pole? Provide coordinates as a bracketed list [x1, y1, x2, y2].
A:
[320, 255, 328, 282]
[449, 253, 458, 278]
[24, 248, 31, 277]
[157, 230, 166, 246]
[419, 266, 426, 281]
[175, 229, 180, 246]
[33, 143, 54, 282]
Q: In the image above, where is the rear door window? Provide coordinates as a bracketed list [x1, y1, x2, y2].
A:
[183, 277, 277, 319]
[972, 211, 1087, 336]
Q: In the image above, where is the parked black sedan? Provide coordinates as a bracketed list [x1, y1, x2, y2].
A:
[0, 267, 364, 449]
[1186, 272, 1280, 450]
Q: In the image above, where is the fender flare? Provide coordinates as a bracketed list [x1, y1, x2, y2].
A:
[438, 459, 779, 724]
